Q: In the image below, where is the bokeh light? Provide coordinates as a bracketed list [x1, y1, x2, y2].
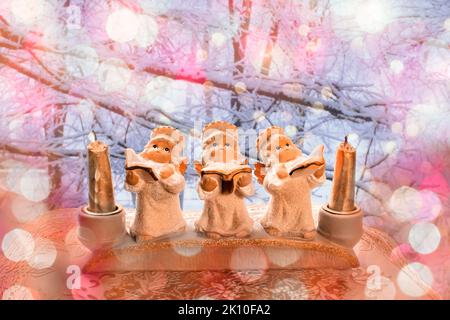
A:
[355, 0, 391, 34]
[390, 60, 404, 74]
[253, 110, 265, 122]
[271, 278, 308, 300]
[65, 45, 99, 79]
[2, 285, 34, 300]
[444, 18, 450, 32]
[11, 0, 45, 26]
[408, 222, 441, 255]
[234, 82, 247, 94]
[282, 83, 303, 98]
[417, 189, 442, 222]
[97, 58, 132, 92]
[211, 32, 227, 48]
[10, 197, 47, 223]
[172, 245, 202, 257]
[19, 169, 51, 202]
[1, 228, 35, 262]
[298, 24, 310, 37]
[135, 15, 158, 48]
[230, 247, 267, 282]
[397, 262, 433, 297]
[285, 125, 297, 137]
[265, 248, 300, 267]
[27, 237, 57, 269]
[106, 9, 139, 43]
[388, 186, 422, 222]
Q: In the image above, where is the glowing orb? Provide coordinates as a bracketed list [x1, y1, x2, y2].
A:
[408, 222, 441, 255]
[265, 248, 300, 267]
[76, 99, 95, 128]
[272, 278, 308, 300]
[144, 76, 172, 100]
[305, 39, 321, 52]
[1, 228, 35, 262]
[331, 0, 358, 17]
[355, 1, 390, 34]
[444, 18, 450, 32]
[390, 60, 404, 74]
[2, 285, 34, 300]
[253, 110, 265, 122]
[97, 58, 131, 92]
[312, 101, 324, 110]
[285, 125, 298, 137]
[230, 248, 267, 282]
[211, 32, 227, 48]
[391, 121, 402, 134]
[382, 140, 398, 155]
[65, 45, 99, 78]
[106, 9, 139, 43]
[417, 189, 442, 222]
[20, 169, 51, 202]
[173, 245, 202, 257]
[3, 161, 28, 194]
[320, 86, 334, 99]
[397, 262, 433, 297]
[405, 121, 420, 137]
[298, 24, 310, 36]
[388, 186, 421, 222]
[282, 83, 303, 98]
[11, 0, 45, 25]
[135, 15, 158, 48]
[196, 49, 208, 62]
[27, 237, 57, 269]
[234, 81, 247, 94]
[11, 197, 47, 223]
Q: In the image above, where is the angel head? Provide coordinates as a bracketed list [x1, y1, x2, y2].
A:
[256, 126, 302, 165]
[141, 126, 185, 165]
[199, 121, 244, 165]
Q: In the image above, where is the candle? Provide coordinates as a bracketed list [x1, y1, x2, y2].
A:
[87, 132, 116, 214]
[328, 136, 356, 212]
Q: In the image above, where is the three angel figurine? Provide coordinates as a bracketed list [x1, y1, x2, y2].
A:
[125, 122, 325, 241]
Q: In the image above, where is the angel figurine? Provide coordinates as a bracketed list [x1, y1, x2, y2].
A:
[125, 126, 187, 241]
[254, 126, 326, 240]
[194, 121, 254, 239]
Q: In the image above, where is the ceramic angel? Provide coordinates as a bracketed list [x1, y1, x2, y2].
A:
[255, 126, 326, 240]
[194, 121, 254, 239]
[125, 126, 187, 241]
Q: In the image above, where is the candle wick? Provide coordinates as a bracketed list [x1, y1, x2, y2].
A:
[344, 135, 348, 145]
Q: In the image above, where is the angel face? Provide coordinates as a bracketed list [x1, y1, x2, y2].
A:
[141, 138, 175, 163]
[266, 135, 302, 164]
[203, 134, 238, 163]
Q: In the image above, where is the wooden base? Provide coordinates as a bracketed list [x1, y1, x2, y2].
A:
[82, 205, 359, 272]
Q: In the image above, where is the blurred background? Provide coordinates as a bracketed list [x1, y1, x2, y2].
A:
[0, 0, 449, 298]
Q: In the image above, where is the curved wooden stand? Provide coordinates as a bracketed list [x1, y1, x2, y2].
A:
[83, 205, 359, 272]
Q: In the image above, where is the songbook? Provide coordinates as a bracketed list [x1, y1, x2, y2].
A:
[200, 162, 252, 181]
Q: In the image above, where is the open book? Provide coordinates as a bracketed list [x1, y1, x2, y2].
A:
[125, 148, 166, 179]
[201, 162, 252, 181]
[287, 145, 325, 177]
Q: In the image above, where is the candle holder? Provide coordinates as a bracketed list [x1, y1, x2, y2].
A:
[317, 137, 363, 248]
[317, 205, 363, 248]
[78, 205, 127, 251]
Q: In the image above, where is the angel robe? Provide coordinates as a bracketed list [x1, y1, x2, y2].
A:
[125, 165, 186, 240]
[195, 178, 254, 238]
[261, 160, 325, 237]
